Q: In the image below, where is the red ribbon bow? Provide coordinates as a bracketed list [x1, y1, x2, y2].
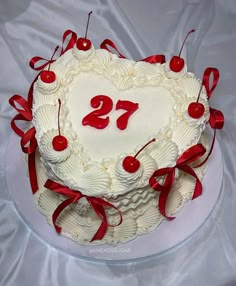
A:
[149, 144, 206, 219]
[100, 39, 166, 64]
[29, 48, 57, 71]
[28, 30, 77, 105]
[194, 67, 224, 168]
[9, 95, 37, 154]
[195, 107, 224, 168]
[60, 29, 77, 56]
[203, 67, 220, 99]
[29, 30, 77, 72]
[44, 180, 123, 241]
[203, 68, 224, 131]
[9, 95, 39, 194]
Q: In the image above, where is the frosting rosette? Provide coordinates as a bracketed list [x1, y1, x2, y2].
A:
[92, 49, 112, 71]
[72, 45, 95, 62]
[164, 61, 187, 79]
[39, 129, 71, 163]
[112, 153, 157, 193]
[173, 96, 210, 126]
[179, 73, 203, 98]
[149, 139, 178, 168]
[133, 61, 162, 87]
[108, 57, 135, 76]
[105, 57, 135, 90]
[36, 72, 61, 94]
[66, 163, 111, 196]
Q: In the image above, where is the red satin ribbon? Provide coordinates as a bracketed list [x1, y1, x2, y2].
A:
[100, 39, 126, 58]
[195, 108, 224, 168]
[29, 55, 56, 71]
[142, 54, 166, 64]
[203, 67, 220, 99]
[28, 152, 38, 194]
[28, 30, 77, 106]
[149, 144, 206, 219]
[29, 30, 77, 72]
[9, 95, 32, 123]
[209, 107, 224, 130]
[20, 127, 37, 154]
[9, 95, 37, 154]
[100, 39, 166, 63]
[194, 67, 224, 168]
[60, 29, 77, 56]
[9, 94, 38, 193]
[44, 179, 123, 241]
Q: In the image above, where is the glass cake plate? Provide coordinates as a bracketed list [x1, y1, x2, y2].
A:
[5, 132, 223, 263]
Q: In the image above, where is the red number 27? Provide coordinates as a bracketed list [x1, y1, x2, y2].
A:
[82, 95, 139, 130]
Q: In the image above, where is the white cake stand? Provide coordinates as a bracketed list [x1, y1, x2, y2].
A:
[5, 132, 223, 263]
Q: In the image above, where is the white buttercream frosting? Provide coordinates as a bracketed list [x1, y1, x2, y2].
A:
[31, 43, 210, 244]
[36, 74, 61, 94]
[164, 61, 188, 79]
[72, 45, 96, 62]
[112, 153, 157, 193]
[39, 130, 71, 164]
[115, 158, 144, 185]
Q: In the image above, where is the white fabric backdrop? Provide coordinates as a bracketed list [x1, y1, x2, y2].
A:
[0, 0, 236, 285]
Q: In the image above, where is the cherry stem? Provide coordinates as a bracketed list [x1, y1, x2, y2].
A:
[196, 81, 204, 103]
[85, 11, 93, 39]
[178, 29, 195, 57]
[134, 138, 156, 159]
[48, 45, 59, 71]
[57, 99, 62, 136]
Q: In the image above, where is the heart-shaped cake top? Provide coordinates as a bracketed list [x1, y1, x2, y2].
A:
[33, 45, 209, 197]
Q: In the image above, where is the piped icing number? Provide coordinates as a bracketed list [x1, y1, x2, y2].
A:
[82, 95, 139, 130]
[116, 100, 139, 130]
[82, 95, 113, 129]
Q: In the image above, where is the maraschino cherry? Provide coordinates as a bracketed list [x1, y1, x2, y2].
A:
[77, 11, 93, 51]
[169, 29, 195, 72]
[122, 138, 156, 173]
[52, 99, 68, 151]
[188, 81, 205, 119]
[40, 45, 59, 83]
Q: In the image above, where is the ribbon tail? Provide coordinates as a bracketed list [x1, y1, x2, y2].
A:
[11, 114, 26, 137]
[92, 197, 123, 228]
[194, 129, 216, 168]
[28, 150, 38, 194]
[158, 188, 176, 220]
[28, 74, 40, 108]
[192, 178, 202, 200]
[21, 127, 37, 154]
[52, 197, 76, 233]
[91, 218, 108, 241]
[60, 30, 77, 55]
[149, 169, 176, 219]
[100, 39, 126, 58]
[89, 201, 108, 241]
[178, 165, 203, 199]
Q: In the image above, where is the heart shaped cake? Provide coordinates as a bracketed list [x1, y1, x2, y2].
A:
[9, 27, 224, 245]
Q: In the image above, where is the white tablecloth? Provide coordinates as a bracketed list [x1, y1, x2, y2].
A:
[0, 0, 236, 285]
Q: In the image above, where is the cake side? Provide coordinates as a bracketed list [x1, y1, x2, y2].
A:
[34, 133, 208, 245]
